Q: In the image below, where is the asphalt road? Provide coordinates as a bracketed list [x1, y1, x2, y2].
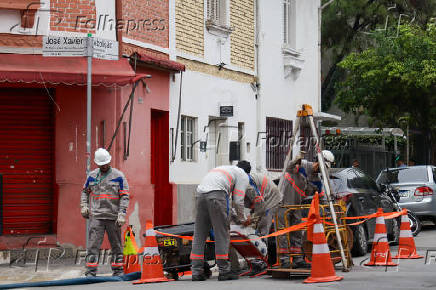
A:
[12, 224, 436, 290]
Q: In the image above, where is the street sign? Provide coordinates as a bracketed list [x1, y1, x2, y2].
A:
[43, 36, 87, 57]
[92, 37, 119, 60]
[43, 36, 119, 60]
[220, 105, 234, 117]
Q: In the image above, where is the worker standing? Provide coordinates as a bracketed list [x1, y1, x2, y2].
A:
[80, 148, 130, 277]
[190, 165, 249, 281]
[276, 150, 334, 268]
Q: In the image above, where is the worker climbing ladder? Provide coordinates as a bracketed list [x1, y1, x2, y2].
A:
[277, 104, 350, 272]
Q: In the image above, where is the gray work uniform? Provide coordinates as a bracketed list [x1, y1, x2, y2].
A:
[229, 172, 282, 272]
[246, 172, 283, 237]
[276, 158, 315, 264]
[81, 167, 130, 276]
[191, 166, 249, 276]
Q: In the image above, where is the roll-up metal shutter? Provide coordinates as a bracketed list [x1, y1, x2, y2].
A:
[0, 88, 54, 235]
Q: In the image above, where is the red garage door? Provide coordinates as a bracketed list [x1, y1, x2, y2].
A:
[0, 88, 54, 235]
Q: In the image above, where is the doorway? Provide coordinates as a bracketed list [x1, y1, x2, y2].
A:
[151, 110, 172, 226]
[207, 117, 228, 169]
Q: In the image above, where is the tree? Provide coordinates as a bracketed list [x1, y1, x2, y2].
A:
[321, 0, 436, 111]
[335, 24, 436, 163]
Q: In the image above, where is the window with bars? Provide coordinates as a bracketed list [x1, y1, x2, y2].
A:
[207, 0, 227, 27]
[283, 0, 296, 49]
[266, 117, 293, 170]
[181, 115, 197, 162]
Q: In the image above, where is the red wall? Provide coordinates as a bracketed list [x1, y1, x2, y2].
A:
[54, 67, 172, 248]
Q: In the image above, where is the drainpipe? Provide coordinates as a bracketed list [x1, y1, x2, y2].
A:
[115, 0, 123, 58]
[255, 0, 262, 171]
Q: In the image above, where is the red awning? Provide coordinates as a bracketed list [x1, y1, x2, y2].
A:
[134, 53, 185, 72]
[0, 54, 137, 87]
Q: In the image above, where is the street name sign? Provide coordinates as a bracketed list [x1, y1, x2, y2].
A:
[43, 36, 86, 57]
[43, 36, 119, 60]
[92, 37, 118, 60]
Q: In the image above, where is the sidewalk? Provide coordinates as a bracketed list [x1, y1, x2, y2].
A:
[0, 256, 114, 285]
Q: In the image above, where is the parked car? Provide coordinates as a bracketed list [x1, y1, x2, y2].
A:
[328, 168, 400, 256]
[376, 165, 436, 224]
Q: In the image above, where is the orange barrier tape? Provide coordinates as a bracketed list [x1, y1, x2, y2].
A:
[154, 209, 406, 243]
[155, 221, 311, 243]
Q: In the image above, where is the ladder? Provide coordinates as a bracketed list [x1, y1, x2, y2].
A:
[278, 104, 350, 271]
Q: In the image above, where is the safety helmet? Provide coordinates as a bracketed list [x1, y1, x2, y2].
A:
[322, 150, 335, 168]
[94, 148, 111, 166]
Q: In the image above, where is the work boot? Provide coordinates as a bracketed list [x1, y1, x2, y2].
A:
[279, 259, 291, 269]
[192, 274, 207, 281]
[218, 272, 239, 281]
[85, 271, 96, 277]
[249, 260, 267, 276]
[112, 271, 124, 277]
[204, 267, 212, 279]
[291, 258, 311, 269]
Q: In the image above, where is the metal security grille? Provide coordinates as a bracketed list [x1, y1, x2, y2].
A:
[0, 88, 54, 235]
[266, 117, 293, 170]
[207, 0, 227, 26]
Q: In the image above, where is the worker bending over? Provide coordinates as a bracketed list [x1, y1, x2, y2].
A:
[229, 160, 283, 275]
[190, 165, 249, 281]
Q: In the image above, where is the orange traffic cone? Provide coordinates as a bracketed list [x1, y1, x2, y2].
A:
[133, 220, 172, 284]
[304, 198, 343, 283]
[393, 210, 423, 259]
[365, 208, 398, 266]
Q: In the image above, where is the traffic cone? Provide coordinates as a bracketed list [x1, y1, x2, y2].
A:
[304, 200, 343, 283]
[364, 208, 398, 266]
[393, 210, 423, 259]
[123, 226, 142, 274]
[133, 220, 172, 284]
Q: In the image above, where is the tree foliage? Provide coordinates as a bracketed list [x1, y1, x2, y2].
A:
[335, 23, 435, 160]
[321, 0, 436, 110]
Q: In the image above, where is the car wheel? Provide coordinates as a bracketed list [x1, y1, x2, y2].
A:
[408, 212, 422, 237]
[351, 224, 367, 257]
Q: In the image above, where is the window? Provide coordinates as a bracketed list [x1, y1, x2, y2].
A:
[283, 0, 296, 49]
[377, 167, 429, 184]
[181, 116, 197, 162]
[266, 117, 293, 170]
[207, 0, 227, 27]
[347, 169, 379, 192]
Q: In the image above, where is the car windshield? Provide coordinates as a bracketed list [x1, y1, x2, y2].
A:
[347, 169, 379, 191]
[377, 167, 429, 184]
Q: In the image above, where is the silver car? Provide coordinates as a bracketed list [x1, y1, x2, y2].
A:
[376, 166, 436, 223]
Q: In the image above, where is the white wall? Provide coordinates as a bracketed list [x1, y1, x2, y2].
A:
[257, 0, 320, 174]
[170, 0, 321, 222]
[169, 70, 257, 184]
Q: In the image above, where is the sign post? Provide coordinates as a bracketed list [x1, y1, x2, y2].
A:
[43, 34, 119, 248]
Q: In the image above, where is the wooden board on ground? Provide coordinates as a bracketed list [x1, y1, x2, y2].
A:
[267, 268, 310, 279]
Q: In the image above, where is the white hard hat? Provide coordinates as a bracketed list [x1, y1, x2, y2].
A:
[94, 148, 111, 166]
[322, 150, 335, 168]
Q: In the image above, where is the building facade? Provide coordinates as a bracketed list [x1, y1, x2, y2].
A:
[0, 0, 183, 250]
[170, 0, 322, 223]
[0, 0, 323, 249]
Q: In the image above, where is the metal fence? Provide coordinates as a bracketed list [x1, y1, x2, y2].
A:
[325, 139, 396, 179]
